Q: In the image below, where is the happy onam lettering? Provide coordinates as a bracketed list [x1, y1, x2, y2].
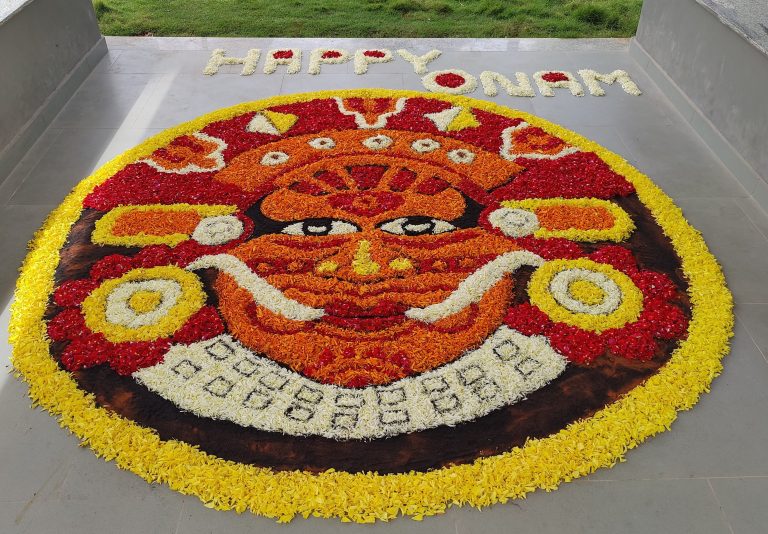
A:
[203, 48, 642, 97]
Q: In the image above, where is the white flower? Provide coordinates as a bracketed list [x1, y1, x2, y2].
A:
[353, 49, 393, 75]
[133, 326, 567, 440]
[308, 137, 336, 150]
[362, 134, 393, 150]
[260, 151, 289, 166]
[263, 49, 301, 75]
[488, 207, 540, 237]
[405, 251, 544, 323]
[141, 132, 227, 174]
[533, 71, 584, 97]
[480, 71, 535, 97]
[308, 48, 351, 75]
[192, 215, 244, 246]
[578, 69, 642, 96]
[447, 148, 476, 164]
[396, 49, 442, 74]
[411, 138, 441, 153]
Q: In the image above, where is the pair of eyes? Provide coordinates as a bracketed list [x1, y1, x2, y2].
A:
[281, 217, 457, 237]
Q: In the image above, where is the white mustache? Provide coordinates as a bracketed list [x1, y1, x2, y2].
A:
[404, 250, 543, 322]
[186, 250, 544, 324]
[186, 254, 325, 321]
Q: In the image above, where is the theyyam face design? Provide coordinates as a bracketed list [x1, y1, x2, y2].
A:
[48, 93, 692, 445]
[210, 130, 530, 387]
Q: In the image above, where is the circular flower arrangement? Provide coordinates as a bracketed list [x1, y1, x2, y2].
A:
[10, 89, 733, 522]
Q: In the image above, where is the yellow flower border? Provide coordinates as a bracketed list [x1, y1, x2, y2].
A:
[500, 198, 635, 242]
[82, 266, 206, 343]
[528, 258, 644, 332]
[92, 203, 237, 247]
[8, 89, 733, 523]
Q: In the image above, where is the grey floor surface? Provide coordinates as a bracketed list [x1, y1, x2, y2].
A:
[1, 37, 767, 533]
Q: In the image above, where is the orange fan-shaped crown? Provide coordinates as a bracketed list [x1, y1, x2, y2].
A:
[214, 129, 523, 196]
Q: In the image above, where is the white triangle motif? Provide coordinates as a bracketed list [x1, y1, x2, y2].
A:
[424, 107, 462, 131]
[246, 113, 281, 135]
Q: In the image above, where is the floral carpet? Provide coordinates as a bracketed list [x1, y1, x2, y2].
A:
[9, 89, 733, 522]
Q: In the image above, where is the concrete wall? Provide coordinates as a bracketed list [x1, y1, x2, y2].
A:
[635, 0, 768, 185]
[0, 0, 105, 177]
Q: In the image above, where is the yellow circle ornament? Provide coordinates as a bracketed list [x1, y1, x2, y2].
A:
[82, 266, 206, 343]
[128, 290, 164, 314]
[528, 258, 644, 333]
[8, 90, 733, 523]
[568, 279, 606, 305]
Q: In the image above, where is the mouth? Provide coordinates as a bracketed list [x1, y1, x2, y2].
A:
[186, 251, 544, 325]
[321, 300, 408, 331]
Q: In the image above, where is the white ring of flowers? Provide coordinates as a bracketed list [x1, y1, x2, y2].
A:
[260, 151, 289, 166]
[447, 148, 476, 164]
[421, 69, 478, 95]
[362, 134, 393, 150]
[308, 137, 336, 150]
[411, 138, 441, 153]
[548, 268, 622, 315]
[105, 279, 183, 328]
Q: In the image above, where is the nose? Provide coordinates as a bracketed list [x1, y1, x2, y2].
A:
[315, 236, 413, 280]
[352, 240, 380, 275]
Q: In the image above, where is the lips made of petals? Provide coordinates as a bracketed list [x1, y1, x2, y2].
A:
[321, 300, 408, 331]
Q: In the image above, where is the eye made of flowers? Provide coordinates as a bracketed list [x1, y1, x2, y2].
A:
[379, 217, 456, 236]
[281, 219, 360, 236]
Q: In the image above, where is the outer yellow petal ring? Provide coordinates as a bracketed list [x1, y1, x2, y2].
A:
[8, 90, 733, 523]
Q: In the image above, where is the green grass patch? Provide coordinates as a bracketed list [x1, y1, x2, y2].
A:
[93, 0, 642, 38]
[93, 0, 112, 17]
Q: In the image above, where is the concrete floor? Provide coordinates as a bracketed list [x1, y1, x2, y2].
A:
[1, 37, 767, 533]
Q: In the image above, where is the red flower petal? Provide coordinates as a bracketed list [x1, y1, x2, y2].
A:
[638, 299, 689, 340]
[53, 279, 98, 307]
[514, 236, 583, 260]
[172, 306, 225, 345]
[110, 340, 170, 375]
[434, 73, 467, 88]
[589, 245, 637, 274]
[492, 152, 635, 200]
[60, 334, 113, 371]
[604, 323, 657, 361]
[89, 254, 135, 281]
[631, 270, 678, 300]
[546, 323, 605, 364]
[542, 72, 569, 83]
[47, 309, 87, 341]
[504, 304, 552, 336]
[133, 245, 175, 268]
